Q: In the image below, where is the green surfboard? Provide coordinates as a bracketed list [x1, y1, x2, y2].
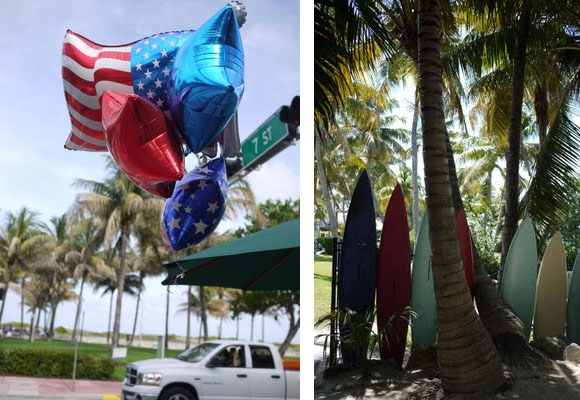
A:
[500, 217, 537, 338]
[534, 231, 567, 339]
[567, 252, 580, 344]
[411, 214, 437, 345]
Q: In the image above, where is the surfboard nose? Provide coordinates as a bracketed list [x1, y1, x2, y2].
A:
[169, 3, 244, 153]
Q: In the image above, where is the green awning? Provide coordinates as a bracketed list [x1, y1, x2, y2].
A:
[162, 219, 299, 290]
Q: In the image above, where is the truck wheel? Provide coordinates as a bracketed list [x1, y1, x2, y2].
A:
[159, 386, 197, 400]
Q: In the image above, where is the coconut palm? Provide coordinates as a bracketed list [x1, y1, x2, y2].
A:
[65, 217, 112, 342]
[93, 251, 141, 345]
[0, 208, 48, 325]
[415, 0, 505, 390]
[73, 157, 158, 348]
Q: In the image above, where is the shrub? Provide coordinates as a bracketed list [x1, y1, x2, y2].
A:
[0, 348, 114, 380]
[316, 237, 334, 254]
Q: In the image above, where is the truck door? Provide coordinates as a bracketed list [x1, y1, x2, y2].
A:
[202, 345, 250, 400]
[248, 345, 285, 400]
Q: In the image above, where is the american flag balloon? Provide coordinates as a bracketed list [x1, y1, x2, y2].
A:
[61, 3, 244, 153]
[162, 157, 228, 251]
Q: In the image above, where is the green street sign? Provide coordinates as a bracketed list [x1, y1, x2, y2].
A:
[241, 107, 290, 169]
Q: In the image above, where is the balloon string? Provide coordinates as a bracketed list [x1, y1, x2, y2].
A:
[167, 249, 186, 293]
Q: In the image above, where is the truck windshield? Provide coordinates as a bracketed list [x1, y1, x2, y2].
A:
[176, 343, 219, 363]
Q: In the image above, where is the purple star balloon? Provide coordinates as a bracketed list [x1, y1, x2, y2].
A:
[162, 157, 228, 251]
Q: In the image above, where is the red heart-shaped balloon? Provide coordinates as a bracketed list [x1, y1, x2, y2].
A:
[101, 91, 185, 198]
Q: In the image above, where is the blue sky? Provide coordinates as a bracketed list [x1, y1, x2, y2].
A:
[0, 0, 299, 343]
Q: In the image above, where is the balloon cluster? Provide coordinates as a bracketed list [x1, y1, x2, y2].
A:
[61, 3, 245, 250]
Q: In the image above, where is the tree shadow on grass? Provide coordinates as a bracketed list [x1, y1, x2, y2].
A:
[315, 273, 332, 283]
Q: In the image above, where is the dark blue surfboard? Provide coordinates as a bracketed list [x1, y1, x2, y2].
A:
[338, 170, 377, 364]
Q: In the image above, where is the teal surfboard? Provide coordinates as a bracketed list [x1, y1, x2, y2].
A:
[567, 252, 580, 343]
[411, 214, 437, 345]
[500, 217, 537, 338]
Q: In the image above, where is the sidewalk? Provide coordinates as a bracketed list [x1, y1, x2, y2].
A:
[0, 376, 121, 399]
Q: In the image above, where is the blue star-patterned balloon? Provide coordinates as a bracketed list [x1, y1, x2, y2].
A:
[162, 157, 228, 251]
[168, 4, 244, 153]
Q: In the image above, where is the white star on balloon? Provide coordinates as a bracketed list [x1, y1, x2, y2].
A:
[144, 70, 152, 79]
[146, 90, 154, 99]
[154, 78, 162, 88]
[172, 201, 182, 211]
[161, 49, 168, 57]
[144, 52, 150, 60]
[137, 81, 144, 90]
[152, 43, 158, 49]
[152, 59, 160, 68]
[207, 202, 219, 213]
[162, 67, 170, 77]
[135, 47, 141, 54]
[194, 220, 208, 234]
[135, 62, 142, 71]
[156, 98, 164, 107]
[198, 166, 210, 174]
[169, 216, 181, 229]
[198, 180, 208, 190]
[184, 207, 192, 214]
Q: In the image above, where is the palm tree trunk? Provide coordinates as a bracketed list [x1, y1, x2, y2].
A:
[112, 225, 130, 349]
[72, 274, 86, 343]
[35, 307, 41, 337]
[186, 286, 192, 349]
[482, 170, 493, 235]
[261, 314, 265, 342]
[29, 307, 35, 343]
[48, 270, 59, 339]
[198, 317, 202, 344]
[165, 287, 170, 351]
[444, 128, 527, 343]
[250, 315, 255, 341]
[500, 1, 532, 281]
[534, 83, 548, 148]
[411, 87, 421, 242]
[279, 316, 299, 357]
[20, 277, 24, 332]
[106, 291, 114, 344]
[49, 301, 58, 339]
[219, 318, 223, 340]
[236, 316, 239, 340]
[0, 275, 9, 325]
[417, 0, 504, 392]
[315, 132, 339, 237]
[200, 286, 208, 340]
[129, 282, 143, 346]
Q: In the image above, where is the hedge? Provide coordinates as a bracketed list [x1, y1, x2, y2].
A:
[316, 237, 333, 254]
[0, 348, 115, 380]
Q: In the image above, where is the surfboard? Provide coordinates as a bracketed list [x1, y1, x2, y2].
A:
[534, 231, 567, 339]
[411, 213, 437, 346]
[455, 209, 475, 297]
[500, 217, 537, 338]
[338, 170, 377, 364]
[377, 183, 411, 367]
[567, 252, 580, 344]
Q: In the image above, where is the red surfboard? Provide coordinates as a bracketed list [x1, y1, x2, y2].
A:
[455, 208, 475, 297]
[377, 184, 411, 367]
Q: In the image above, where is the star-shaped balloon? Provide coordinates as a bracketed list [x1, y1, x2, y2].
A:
[162, 157, 228, 251]
[101, 91, 184, 198]
[168, 3, 244, 153]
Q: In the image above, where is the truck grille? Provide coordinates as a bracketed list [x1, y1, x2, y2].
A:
[125, 366, 138, 386]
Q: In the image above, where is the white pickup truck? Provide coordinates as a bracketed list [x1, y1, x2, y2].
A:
[121, 340, 299, 400]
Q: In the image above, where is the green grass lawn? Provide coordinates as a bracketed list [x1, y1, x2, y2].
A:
[315, 255, 333, 325]
[0, 338, 181, 381]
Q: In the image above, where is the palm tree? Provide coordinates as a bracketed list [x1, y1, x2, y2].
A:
[177, 290, 202, 347]
[93, 252, 141, 344]
[65, 217, 112, 342]
[0, 208, 47, 325]
[416, 0, 504, 391]
[129, 201, 166, 345]
[73, 157, 158, 349]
